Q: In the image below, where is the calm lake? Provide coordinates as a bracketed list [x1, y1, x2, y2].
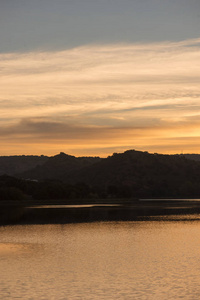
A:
[1, 215, 200, 299]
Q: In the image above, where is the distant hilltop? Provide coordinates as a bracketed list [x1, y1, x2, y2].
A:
[0, 152, 102, 178]
[1, 150, 200, 199]
[0, 155, 49, 176]
[0, 150, 200, 179]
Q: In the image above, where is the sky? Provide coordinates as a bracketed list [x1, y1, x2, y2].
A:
[1, 0, 200, 157]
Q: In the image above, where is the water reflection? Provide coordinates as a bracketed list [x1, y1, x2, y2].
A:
[0, 243, 27, 255]
[145, 214, 200, 222]
[2, 200, 200, 225]
[19, 201, 200, 225]
[1, 219, 200, 299]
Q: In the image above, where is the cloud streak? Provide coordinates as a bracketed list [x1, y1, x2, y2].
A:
[1, 38, 200, 155]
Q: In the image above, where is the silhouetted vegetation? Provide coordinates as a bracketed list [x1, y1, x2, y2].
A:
[0, 155, 48, 176]
[17, 152, 102, 181]
[1, 150, 200, 201]
[0, 187, 25, 201]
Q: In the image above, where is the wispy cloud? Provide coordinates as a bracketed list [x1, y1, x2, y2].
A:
[1, 38, 200, 155]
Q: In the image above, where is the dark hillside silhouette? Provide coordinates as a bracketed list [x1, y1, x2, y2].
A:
[0, 155, 48, 176]
[65, 150, 200, 198]
[182, 154, 200, 162]
[2, 150, 200, 199]
[18, 152, 102, 180]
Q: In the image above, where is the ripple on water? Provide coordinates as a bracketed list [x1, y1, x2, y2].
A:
[1, 220, 200, 299]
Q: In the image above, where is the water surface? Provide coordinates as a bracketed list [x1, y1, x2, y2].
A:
[1, 216, 200, 299]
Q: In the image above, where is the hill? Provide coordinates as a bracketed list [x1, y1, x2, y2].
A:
[17, 152, 102, 180]
[0, 155, 48, 176]
[64, 150, 200, 198]
[3, 150, 200, 199]
[182, 154, 200, 162]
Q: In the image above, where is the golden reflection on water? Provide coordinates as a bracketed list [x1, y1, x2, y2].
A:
[1, 220, 200, 299]
[0, 242, 41, 257]
[0, 243, 25, 255]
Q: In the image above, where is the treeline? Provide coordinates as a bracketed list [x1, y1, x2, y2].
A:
[0, 175, 94, 201]
[1, 174, 200, 202]
[3, 150, 200, 201]
[0, 174, 149, 200]
[0, 175, 141, 201]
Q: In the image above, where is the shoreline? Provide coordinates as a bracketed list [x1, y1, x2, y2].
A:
[1, 199, 200, 226]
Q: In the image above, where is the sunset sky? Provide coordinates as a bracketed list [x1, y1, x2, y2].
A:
[1, 0, 200, 157]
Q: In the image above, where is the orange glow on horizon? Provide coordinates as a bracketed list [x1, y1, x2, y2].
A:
[1, 39, 200, 156]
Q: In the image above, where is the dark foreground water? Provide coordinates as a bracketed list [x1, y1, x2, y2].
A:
[1, 215, 200, 299]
